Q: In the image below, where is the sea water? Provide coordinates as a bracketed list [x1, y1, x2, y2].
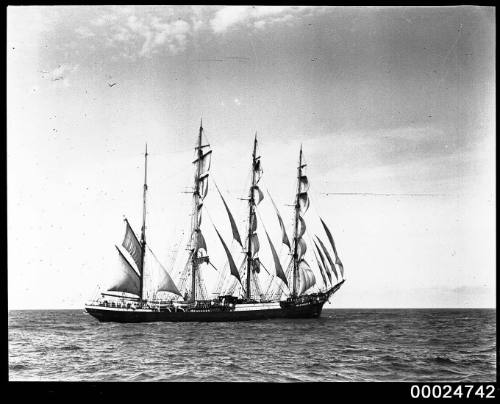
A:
[8, 308, 496, 382]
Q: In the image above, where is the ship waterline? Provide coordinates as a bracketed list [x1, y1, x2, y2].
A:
[85, 122, 345, 323]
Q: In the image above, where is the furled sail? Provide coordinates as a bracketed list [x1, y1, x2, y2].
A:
[144, 246, 182, 297]
[299, 175, 309, 193]
[254, 156, 263, 184]
[320, 218, 344, 278]
[108, 245, 141, 296]
[296, 237, 307, 260]
[213, 225, 242, 285]
[194, 229, 207, 256]
[298, 192, 310, 214]
[252, 185, 264, 205]
[265, 230, 288, 287]
[199, 173, 209, 200]
[298, 259, 316, 295]
[316, 236, 339, 280]
[250, 213, 257, 233]
[267, 191, 291, 250]
[250, 232, 260, 257]
[197, 204, 203, 226]
[252, 257, 261, 273]
[193, 150, 212, 176]
[122, 219, 142, 272]
[215, 184, 243, 247]
[314, 239, 332, 284]
[297, 215, 306, 239]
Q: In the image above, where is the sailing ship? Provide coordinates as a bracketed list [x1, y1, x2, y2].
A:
[85, 122, 345, 322]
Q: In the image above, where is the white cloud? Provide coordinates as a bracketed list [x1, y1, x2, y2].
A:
[210, 6, 321, 33]
[210, 6, 251, 33]
[86, 12, 193, 58]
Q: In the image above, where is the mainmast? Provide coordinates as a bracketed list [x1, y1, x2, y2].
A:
[292, 146, 303, 297]
[140, 143, 148, 301]
[246, 134, 258, 300]
[191, 121, 204, 302]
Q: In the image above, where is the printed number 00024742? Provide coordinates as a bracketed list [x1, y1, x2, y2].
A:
[410, 384, 496, 399]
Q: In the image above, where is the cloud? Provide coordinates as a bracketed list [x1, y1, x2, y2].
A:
[210, 6, 323, 33]
[210, 6, 251, 33]
[79, 11, 195, 58]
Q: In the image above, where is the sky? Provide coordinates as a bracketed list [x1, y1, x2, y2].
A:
[7, 6, 495, 309]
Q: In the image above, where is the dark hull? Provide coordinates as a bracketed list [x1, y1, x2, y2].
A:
[85, 280, 345, 323]
[85, 301, 324, 323]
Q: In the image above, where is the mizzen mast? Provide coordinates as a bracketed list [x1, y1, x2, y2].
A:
[292, 146, 304, 297]
[140, 143, 148, 301]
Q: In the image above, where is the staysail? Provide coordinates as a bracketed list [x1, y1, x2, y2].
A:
[143, 246, 182, 297]
[267, 191, 291, 251]
[265, 230, 288, 287]
[146, 246, 182, 296]
[316, 236, 339, 280]
[313, 249, 328, 288]
[214, 225, 242, 285]
[314, 239, 332, 284]
[108, 245, 141, 296]
[320, 218, 344, 278]
[215, 182, 243, 248]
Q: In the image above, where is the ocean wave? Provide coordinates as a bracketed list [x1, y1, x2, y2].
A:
[9, 363, 28, 370]
[432, 356, 456, 365]
[59, 345, 82, 351]
[8, 309, 496, 382]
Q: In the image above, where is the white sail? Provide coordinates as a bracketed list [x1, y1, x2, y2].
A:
[107, 245, 141, 296]
[122, 219, 142, 272]
[298, 259, 316, 295]
[143, 246, 182, 297]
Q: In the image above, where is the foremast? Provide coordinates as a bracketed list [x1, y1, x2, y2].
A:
[246, 135, 258, 300]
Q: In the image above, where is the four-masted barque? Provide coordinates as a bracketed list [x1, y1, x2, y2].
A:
[85, 122, 345, 322]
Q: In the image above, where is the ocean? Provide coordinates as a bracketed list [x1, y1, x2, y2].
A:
[8, 309, 496, 382]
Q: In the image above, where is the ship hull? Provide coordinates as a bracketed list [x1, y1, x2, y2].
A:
[85, 281, 345, 323]
[85, 301, 324, 323]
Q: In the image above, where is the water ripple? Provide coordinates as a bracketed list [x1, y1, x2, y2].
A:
[8, 309, 496, 382]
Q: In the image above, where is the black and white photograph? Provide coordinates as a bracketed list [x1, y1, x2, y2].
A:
[7, 5, 495, 389]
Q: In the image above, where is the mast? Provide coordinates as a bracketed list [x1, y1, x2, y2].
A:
[191, 120, 203, 302]
[140, 143, 148, 301]
[246, 134, 258, 300]
[292, 146, 302, 297]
